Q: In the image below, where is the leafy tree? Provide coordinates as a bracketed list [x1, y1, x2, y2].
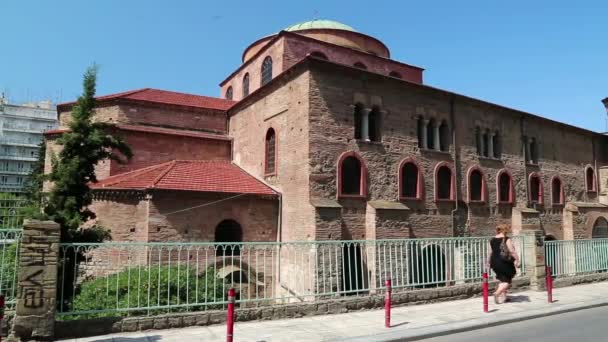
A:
[45, 65, 132, 242]
[21, 140, 49, 220]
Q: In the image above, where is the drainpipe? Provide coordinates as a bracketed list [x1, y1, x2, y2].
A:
[593, 136, 598, 201]
[521, 115, 529, 207]
[276, 194, 283, 284]
[449, 97, 459, 236]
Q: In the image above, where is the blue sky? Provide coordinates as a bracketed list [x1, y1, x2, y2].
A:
[1, 0, 607, 131]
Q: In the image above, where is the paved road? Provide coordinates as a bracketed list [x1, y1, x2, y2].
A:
[422, 305, 608, 342]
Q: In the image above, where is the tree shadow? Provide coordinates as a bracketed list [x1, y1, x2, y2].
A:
[88, 336, 163, 342]
[507, 295, 531, 303]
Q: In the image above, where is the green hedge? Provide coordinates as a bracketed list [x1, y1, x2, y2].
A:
[69, 265, 225, 319]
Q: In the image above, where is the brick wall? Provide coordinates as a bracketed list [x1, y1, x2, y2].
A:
[146, 191, 278, 243]
[90, 194, 150, 242]
[59, 102, 227, 134]
[230, 70, 314, 241]
[109, 129, 231, 175]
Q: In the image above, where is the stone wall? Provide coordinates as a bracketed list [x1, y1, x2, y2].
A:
[90, 193, 150, 242]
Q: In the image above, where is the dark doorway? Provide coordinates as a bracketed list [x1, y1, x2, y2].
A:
[215, 219, 243, 256]
[592, 217, 608, 239]
[410, 244, 447, 288]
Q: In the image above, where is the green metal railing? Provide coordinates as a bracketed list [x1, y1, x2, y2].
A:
[0, 198, 27, 229]
[545, 239, 608, 277]
[56, 236, 528, 319]
[0, 229, 22, 309]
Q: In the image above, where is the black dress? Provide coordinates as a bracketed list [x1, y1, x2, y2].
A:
[490, 237, 516, 283]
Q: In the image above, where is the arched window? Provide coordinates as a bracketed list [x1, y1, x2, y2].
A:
[310, 51, 328, 60]
[399, 160, 422, 200]
[497, 170, 513, 204]
[242, 73, 250, 97]
[468, 167, 485, 202]
[435, 163, 454, 201]
[264, 128, 277, 175]
[439, 120, 449, 152]
[389, 71, 402, 79]
[261, 56, 273, 86]
[427, 118, 436, 150]
[493, 130, 501, 158]
[225, 86, 233, 100]
[338, 152, 366, 198]
[215, 219, 243, 256]
[354, 104, 363, 140]
[353, 62, 367, 70]
[586, 166, 596, 192]
[592, 217, 608, 238]
[529, 173, 543, 205]
[551, 176, 563, 205]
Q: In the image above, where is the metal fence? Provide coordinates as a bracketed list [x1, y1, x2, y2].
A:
[57, 236, 528, 319]
[0, 197, 27, 229]
[545, 239, 608, 278]
[0, 229, 22, 310]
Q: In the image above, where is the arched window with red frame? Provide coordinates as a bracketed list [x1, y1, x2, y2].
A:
[529, 173, 543, 205]
[467, 167, 486, 203]
[337, 151, 367, 198]
[264, 128, 277, 176]
[434, 162, 454, 201]
[399, 159, 422, 200]
[585, 166, 596, 192]
[496, 169, 514, 204]
[551, 176, 564, 205]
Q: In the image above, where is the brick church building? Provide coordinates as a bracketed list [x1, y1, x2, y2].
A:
[45, 19, 608, 246]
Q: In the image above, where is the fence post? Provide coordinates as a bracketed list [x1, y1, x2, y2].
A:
[546, 266, 553, 303]
[0, 294, 4, 342]
[226, 288, 236, 342]
[482, 272, 489, 313]
[517, 229, 546, 291]
[8, 220, 60, 341]
[384, 279, 391, 328]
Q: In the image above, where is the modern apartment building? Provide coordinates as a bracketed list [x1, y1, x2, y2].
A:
[0, 97, 57, 192]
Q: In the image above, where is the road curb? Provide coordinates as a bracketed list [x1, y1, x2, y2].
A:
[342, 300, 608, 342]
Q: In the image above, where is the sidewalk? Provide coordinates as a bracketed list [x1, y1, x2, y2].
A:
[68, 281, 608, 342]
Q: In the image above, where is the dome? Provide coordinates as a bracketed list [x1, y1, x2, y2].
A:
[284, 20, 357, 33]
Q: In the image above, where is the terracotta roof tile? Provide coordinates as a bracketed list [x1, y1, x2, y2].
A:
[58, 88, 235, 111]
[91, 160, 277, 196]
[44, 124, 231, 141]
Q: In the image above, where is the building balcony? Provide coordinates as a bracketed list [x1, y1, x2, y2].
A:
[0, 138, 41, 147]
[0, 184, 25, 192]
[2, 125, 44, 134]
[0, 154, 37, 162]
[0, 169, 30, 175]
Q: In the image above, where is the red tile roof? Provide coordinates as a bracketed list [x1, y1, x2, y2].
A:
[44, 124, 231, 141]
[90, 160, 277, 196]
[58, 88, 235, 111]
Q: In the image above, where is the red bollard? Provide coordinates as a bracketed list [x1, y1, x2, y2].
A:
[226, 288, 235, 342]
[0, 294, 5, 342]
[482, 272, 489, 313]
[385, 279, 392, 328]
[546, 266, 553, 303]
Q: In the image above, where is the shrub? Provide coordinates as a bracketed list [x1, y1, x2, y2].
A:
[69, 265, 225, 319]
[0, 244, 19, 296]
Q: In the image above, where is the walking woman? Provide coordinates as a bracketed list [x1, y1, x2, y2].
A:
[487, 224, 520, 304]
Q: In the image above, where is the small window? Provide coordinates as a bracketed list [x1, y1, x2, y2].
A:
[353, 62, 367, 70]
[265, 128, 276, 175]
[242, 73, 250, 97]
[368, 107, 381, 142]
[586, 166, 596, 192]
[498, 170, 513, 204]
[493, 131, 501, 158]
[225, 86, 233, 100]
[529, 138, 538, 164]
[475, 127, 482, 155]
[354, 104, 363, 140]
[417, 117, 426, 149]
[482, 131, 490, 157]
[389, 71, 402, 79]
[400, 161, 420, 199]
[468, 168, 484, 202]
[439, 120, 449, 152]
[551, 177, 563, 205]
[310, 51, 328, 60]
[426, 118, 436, 150]
[261, 56, 273, 86]
[529, 174, 543, 205]
[436, 164, 453, 201]
[338, 153, 366, 198]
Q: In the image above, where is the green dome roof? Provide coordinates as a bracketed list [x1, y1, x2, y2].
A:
[284, 20, 357, 32]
